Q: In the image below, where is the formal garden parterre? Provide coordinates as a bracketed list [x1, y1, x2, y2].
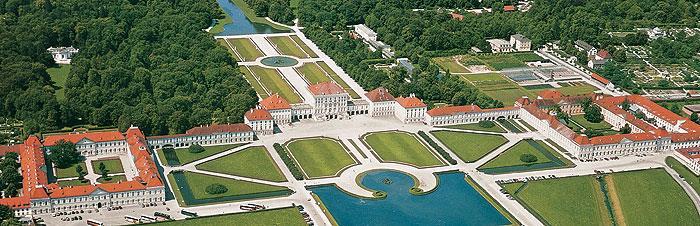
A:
[363, 131, 445, 168]
[196, 146, 287, 182]
[285, 137, 358, 179]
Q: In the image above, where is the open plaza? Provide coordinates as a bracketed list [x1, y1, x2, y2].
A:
[3, 3, 700, 226]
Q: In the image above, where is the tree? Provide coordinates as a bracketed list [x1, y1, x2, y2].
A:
[691, 112, 699, 123]
[48, 140, 81, 168]
[98, 162, 107, 176]
[3, 183, 19, 197]
[76, 164, 85, 181]
[0, 205, 13, 222]
[584, 104, 604, 123]
[520, 154, 538, 163]
[189, 144, 206, 153]
[620, 99, 631, 111]
[621, 124, 632, 134]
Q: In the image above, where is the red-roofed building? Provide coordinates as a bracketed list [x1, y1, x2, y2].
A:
[308, 81, 350, 120]
[0, 197, 30, 216]
[675, 148, 700, 175]
[395, 94, 427, 123]
[147, 124, 253, 150]
[426, 105, 519, 126]
[43, 131, 127, 156]
[450, 12, 464, 21]
[365, 87, 396, 117]
[0, 144, 19, 156]
[503, 5, 516, 12]
[244, 109, 274, 135]
[260, 94, 293, 124]
[537, 90, 563, 100]
[595, 50, 610, 60]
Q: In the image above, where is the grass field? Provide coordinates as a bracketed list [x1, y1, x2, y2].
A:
[442, 122, 507, 133]
[91, 159, 124, 174]
[57, 179, 90, 187]
[286, 138, 356, 178]
[196, 146, 286, 182]
[97, 175, 127, 184]
[55, 162, 87, 179]
[571, 115, 612, 130]
[46, 64, 71, 100]
[481, 140, 551, 168]
[364, 131, 444, 167]
[430, 131, 508, 162]
[239, 66, 270, 99]
[147, 207, 307, 226]
[180, 171, 288, 200]
[433, 57, 470, 73]
[610, 169, 700, 225]
[297, 63, 331, 84]
[509, 176, 609, 226]
[157, 143, 246, 166]
[290, 35, 318, 58]
[666, 157, 700, 195]
[316, 62, 360, 99]
[475, 53, 543, 70]
[247, 66, 302, 103]
[227, 38, 264, 61]
[230, 0, 291, 31]
[460, 73, 535, 105]
[268, 36, 309, 58]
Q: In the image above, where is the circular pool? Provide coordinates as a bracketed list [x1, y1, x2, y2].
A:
[260, 56, 299, 67]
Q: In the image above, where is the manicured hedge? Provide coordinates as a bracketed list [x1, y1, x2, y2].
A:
[417, 131, 458, 165]
[273, 143, 304, 180]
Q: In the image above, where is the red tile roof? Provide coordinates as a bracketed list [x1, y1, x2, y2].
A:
[503, 5, 516, 11]
[0, 197, 30, 209]
[308, 81, 345, 95]
[48, 184, 98, 198]
[365, 87, 395, 102]
[43, 131, 125, 146]
[427, 105, 482, 117]
[185, 124, 252, 135]
[597, 50, 610, 59]
[395, 96, 426, 108]
[450, 12, 464, 21]
[97, 181, 146, 193]
[591, 73, 610, 85]
[20, 136, 49, 199]
[126, 127, 163, 188]
[677, 147, 700, 160]
[260, 94, 291, 110]
[244, 109, 273, 121]
[0, 144, 19, 156]
[537, 90, 563, 99]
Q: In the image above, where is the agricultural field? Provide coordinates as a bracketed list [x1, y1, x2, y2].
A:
[225, 38, 265, 62]
[430, 131, 508, 162]
[433, 56, 471, 73]
[196, 146, 287, 182]
[148, 207, 307, 226]
[244, 66, 302, 103]
[363, 131, 444, 167]
[286, 137, 357, 178]
[460, 73, 535, 105]
[268, 36, 310, 59]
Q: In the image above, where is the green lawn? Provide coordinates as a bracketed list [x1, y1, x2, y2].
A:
[476, 54, 527, 70]
[571, 115, 612, 130]
[317, 62, 360, 99]
[228, 38, 264, 62]
[158, 143, 246, 166]
[666, 157, 700, 195]
[364, 131, 444, 167]
[180, 171, 288, 200]
[297, 63, 331, 84]
[91, 159, 124, 174]
[483, 88, 534, 106]
[532, 84, 599, 96]
[239, 66, 270, 99]
[286, 138, 356, 178]
[290, 35, 318, 58]
[509, 176, 609, 226]
[433, 57, 470, 73]
[196, 146, 286, 182]
[480, 140, 552, 168]
[57, 179, 90, 187]
[430, 131, 508, 162]
[611, 169, 700, 226]
[441, 122, 507, 133]
[511, 52, 545, 62]
[147, 207, 306, 226]
[268, 36, 308, 58]
[248, 66, 302, 103]
[97, 175, 127, 184]
[460, 73, 535, 105]
[55, 162, 87, 179]
[46, 64, 71, 100]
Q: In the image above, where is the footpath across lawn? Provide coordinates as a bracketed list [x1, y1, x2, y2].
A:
[196, 146, 286, 182]
[430, 131, 508, 162]
[363, 131, 445, 167]
[479, 139, 573, 174]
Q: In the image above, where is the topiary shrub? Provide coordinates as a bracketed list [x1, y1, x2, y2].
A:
[478, 120, 496, 128]
[409, 187, 425, 195]
[372, 191, 387, 199]
[189, 144, 205, 153]
[205, 183, 228, 195]
[520, 153, 538, 163]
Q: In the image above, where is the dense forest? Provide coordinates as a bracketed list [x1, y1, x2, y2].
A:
[0, 0, 256, 136]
